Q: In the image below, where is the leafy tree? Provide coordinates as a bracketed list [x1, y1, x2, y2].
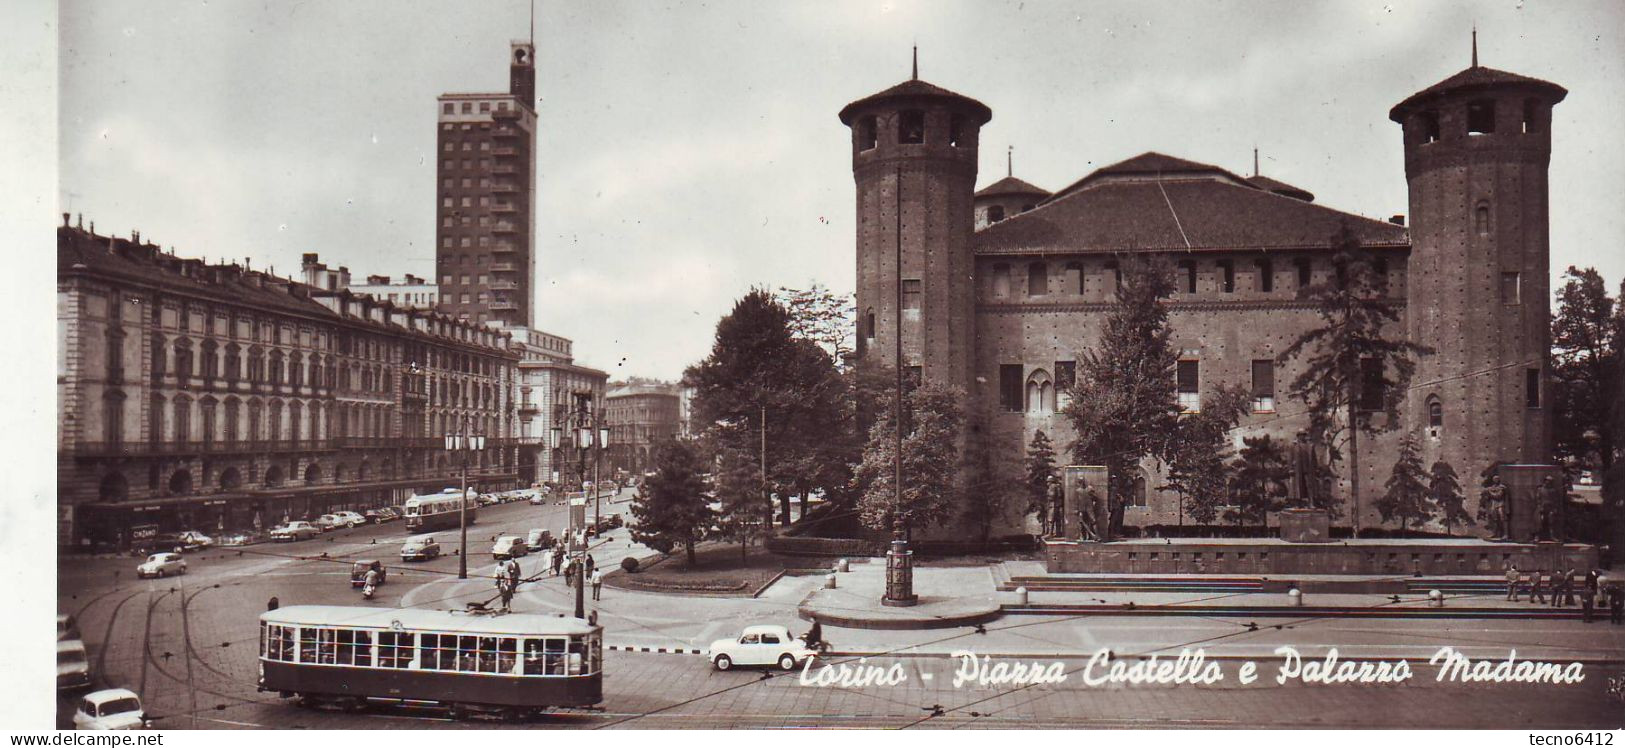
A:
[961, 410, 1018, 544]
[1227, 434, 1291, 528]
[1551, 267, 1618, 472]
[1023, 430, 1060, 528]
[1276, 223, 1432, 534]
[1160, 385, 1250, 525]
[853, 378, 966, 535]
[775, 283, 856, 367]
[1428, 459, 1471, 536]
[1375, 434, 1433, 532]
[712, 443, 770, 561]
[628, 438, 714, 566]
[1063, 255, 1182, 511]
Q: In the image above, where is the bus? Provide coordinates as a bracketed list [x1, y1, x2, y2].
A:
[258, 605, 602, 720]
[402, 489, 476, 532]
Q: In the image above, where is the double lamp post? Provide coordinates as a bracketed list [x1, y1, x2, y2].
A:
[551, 397, 609, 619]
[444, 422, 486, 580]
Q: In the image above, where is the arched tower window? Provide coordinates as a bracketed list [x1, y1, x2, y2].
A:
[1427, 396, 1443, 428]
[1129, 467, 1149, 507]
[858, 116, 878, 151]
[1025, 369, 1054, 415]
[1466, 99, 1497, 135]
[987, 205, 1005, 224]
[1474, 202, 1491, 236]
[991, 264, 1011, 299]
[898, 110, 925, 144]
[1027, 262, 1048, 297]
[948, 113, 965, 147]
[1419, 110, 1441, 144]
[1521, 98, 1542, 134]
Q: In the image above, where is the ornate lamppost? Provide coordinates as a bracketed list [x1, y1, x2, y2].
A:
[444, 420, 485, 580]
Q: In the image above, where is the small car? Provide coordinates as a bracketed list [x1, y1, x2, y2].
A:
[526, 528, 553, 550]
[400, 534, 441, 561]
[350, 559, 387, 588]
[529, 492, 548, 505]
[170, 530, 213, 550]
[314, 514, 346, 531]
[364, 507, 399, 524]
[270, 521, 319, 541]
[339, 511, 369, 527]
[491, 535, 528, 560]
[73, 688, 147, 730]
[136, 552, 187, 579]
[708, 625, 818, 671]
[147, 533, 191, 554]
[58, 639, 92, 690]
[476, 493, 501, 507]
[58, 613, 81, 642]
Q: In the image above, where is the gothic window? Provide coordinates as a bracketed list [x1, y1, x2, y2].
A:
[999, 364, 1023, 412]
[858, 116, 877, 151]
[1475, 202, 1491, 236]
[991, 264, 1011, 299]
[1063, 263, 1084, 295]
[1129, 468, 1149, 507]
[1466, 99, 1496, 135]
[1027, 262, 1048, 297]
[1426, 397, 1443, 430]
[1025, 369, 1054, 415]
[898, 110, 925, 144]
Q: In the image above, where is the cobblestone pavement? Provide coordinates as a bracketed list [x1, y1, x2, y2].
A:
[55, 502, 1625, 729]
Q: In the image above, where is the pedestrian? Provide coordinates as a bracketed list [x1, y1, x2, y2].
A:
[506, 557, 522, 588]
[1609, 584, 1624, 625]
[1584, 569, 1600, 598]
[1530, 568, 1546, 604]
[495, 570, 514, 613]
[540, 547, 553, 576]
[1505, 564, 1520, 601]
[1580, 581, 1596, 623]
[1564, 568, 1578, 606]
[585, 554, 596, 578]
[564, 560, 576, 588]
[552, 548, 564, 577]
[590, 569, 603, 601]
[1551, 570, 1566, 608]
[267, 596, 280, 611]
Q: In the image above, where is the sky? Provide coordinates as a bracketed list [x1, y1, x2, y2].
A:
[58, 0, 1625, 381]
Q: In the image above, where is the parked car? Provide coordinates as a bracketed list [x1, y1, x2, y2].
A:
[136, 552, 187, 579]
[592, 513, 624, 534]
[476, 493, 501, 507]
[708, 625, 818, 671]
[269, 521, 319, 542]
[73, 688, 147, 730]
[58, 613, 81, 642]
[400, 534, 441, 561]
[172, 530, 213, 550]
[58, 639, 92, 690]
[333, 511, 367, 528]
[529, 492, 548, 505]
[491, 535, 528, 560]
[313, 514, 344, 531]
[526, 528, 554, 550]
[146, 533, 191, 554]
[349, 559, 387, 587]
[364, 507, 400, 524]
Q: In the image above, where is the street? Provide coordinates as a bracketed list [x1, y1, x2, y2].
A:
[57, 497, 1625, 729]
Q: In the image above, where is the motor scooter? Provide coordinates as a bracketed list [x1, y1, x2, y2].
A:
[362, 581, 377, 600]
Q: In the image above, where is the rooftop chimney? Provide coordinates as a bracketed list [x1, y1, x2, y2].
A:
[1389, 214, 1406, 226]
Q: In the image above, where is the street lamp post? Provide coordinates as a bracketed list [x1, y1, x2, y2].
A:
[883, 163, 916, 607]
[551, 395, 604, 620]
[445, 421, 485, 580]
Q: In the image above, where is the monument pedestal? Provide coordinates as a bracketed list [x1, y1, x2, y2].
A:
[1278, 508, 1331, 543]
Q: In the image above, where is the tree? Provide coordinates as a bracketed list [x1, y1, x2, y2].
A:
[853, 378, 966, 535]
[1551, 267, 1618, 472]
[1228, 434, 1291, 528]
[712, 443, 770, 561]
[1428, 459, 1471, 536]
[1023, 430, 1060, 530]
[775, 284, 856, 367]
[628, 438, 714, 566]
[1160, 385, 1249, 525]
[1063, 255, 1182, 511]
[961, 409, 1019, 545]
[1375, 434, 1433, 532]
[1276, 223, 1432, 534]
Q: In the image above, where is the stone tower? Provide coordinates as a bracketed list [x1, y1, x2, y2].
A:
[1390, 57, 1566, 512]
[839, 72, 991, 388]
[510, 41, 536, 111]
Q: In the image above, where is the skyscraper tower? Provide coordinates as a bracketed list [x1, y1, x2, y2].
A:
[1389, 50, 1566, 515]
[839, 68, 991, 388]
[435, 41, 538, 328]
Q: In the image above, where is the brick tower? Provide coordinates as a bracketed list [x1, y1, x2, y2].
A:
[839, 67, 991, 389]
[1390, 51, 1566, 531]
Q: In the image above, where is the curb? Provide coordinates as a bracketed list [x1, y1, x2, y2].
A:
[818, 649, 1625, 665]
[798, 602, 1004, 630]
[606, 644, 706, 656]
[1003, 604, 1598, 620]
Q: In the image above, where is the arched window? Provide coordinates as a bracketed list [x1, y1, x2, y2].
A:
[1064, 262, 1084, 295]
[248, 346, 263, 383]
[1129, 468, 1149, 507]
[290, 352, 303, 387]
[219, 467, 242, 492]
[148, 394, 164, 444]
[103, 390, 126, 445]
[948, 113, 965, 147]
[1427, 397, 1444, 429]
[268, 399, 283, 441]
[200, 397, 217, 445]
[172, 395, 191, 443]
[987, 205, 1006, 224]
[268, 350, 284, 385]
[200, 339, 218, 379]
[304, 462, 321, 484]
[289, 401, 303, 443]
[264, 465, 284, 488]
[1027, 262, 1048, 297]
[1025, 369, 1054, 415]
[1418, 110, 1441, 144]
[1474, 202, 1491, 236]
[224, 343, 240, 382]
[898, 109, 925, 144]
[858, 115, 878, 151]
[151, 335, 167, 380]
[168, 469, 192, 496]
[173, 340, 193, 384]
[105, 327, 125, 382]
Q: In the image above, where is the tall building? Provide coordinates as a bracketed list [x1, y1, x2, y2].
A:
[839, 54, 1565, 538]
[507, 329, 608, 489]
[604, 383, 682, 475]
[435, 41, 537, 328]
[301, 253, 439, 310]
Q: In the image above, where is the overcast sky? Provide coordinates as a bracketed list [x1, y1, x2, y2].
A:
[59, 0, 1625, 381]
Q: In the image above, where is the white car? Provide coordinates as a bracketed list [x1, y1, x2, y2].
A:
[174, 530, 214, 549]
[58, 640, 91, 690]
[491, 535, 528, 560]
[270, 521, 319, 541]
[136, 552, 186, 579]
[314, 514, 345, 531]
[333, 511, 367, 528]
[73, 688, 147, 730]
[708, 625, 817, 671]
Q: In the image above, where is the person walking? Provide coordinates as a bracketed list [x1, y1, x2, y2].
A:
[1505, 565, 1521, 601]
[1563, 568, 1578, 606]
[506, 557, 522, 591]
[552, 547, 564, 577]
[585, 554, 596, 579]
[1530, 568, 1546, 604]
[1580, 580, 1596, 623]
[1551, 570, 1566, 608]
[590, 568, 603, 601]
[495, 571, 514, 613]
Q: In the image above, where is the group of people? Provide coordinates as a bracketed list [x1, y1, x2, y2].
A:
[1505, 565, 1624, 624]
[492, 539, 605, 612]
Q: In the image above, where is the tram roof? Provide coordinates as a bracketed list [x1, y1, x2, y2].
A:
[260, 605, 597, 636]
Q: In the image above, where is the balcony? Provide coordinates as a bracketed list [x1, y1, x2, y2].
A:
[492, 202, 517, 214]
[488, 301, 518, 311]
[492, 243, 517, 254]
[490, 263, 518, 273]
[490, 281, 519, 291]
[493, 147, 517, 157]
[491, 182, 518, 194]
[493, 165, 517, 175]
[517, 401, 539, 415]
[70, 439, 337, 457]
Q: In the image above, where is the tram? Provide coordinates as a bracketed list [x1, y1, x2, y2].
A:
[258, 605, 602, 719]
[402, 489, 476, 532]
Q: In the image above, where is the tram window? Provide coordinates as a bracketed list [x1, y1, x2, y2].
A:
[318, 628, 338, 665]
[378, 632, 414, 668]
[523, 639, 546, 675]
[545, 637, 566, 675]
[263, 624, 294, 661]
[568, 638, 587, 675]
[335, 629, 372, 667]
[497, 638, 517, 675]
[476, 637, 500, 673]
[299, 627, 319, 664]
[458, 636, 479, 672]
[421, 633, 458, 670]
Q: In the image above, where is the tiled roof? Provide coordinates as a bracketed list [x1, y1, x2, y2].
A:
[972, 154, 1406, 255]
[1390, 65, 1567, 122]
[1246, 175, 1315, 202]
[838, 78, 993, 125]
[975, 175, 1050, 199]
[1045, 151, 1254, 203]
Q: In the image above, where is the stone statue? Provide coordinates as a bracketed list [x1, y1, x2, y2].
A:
[1078, 489, 1100, 542]
[1289, 431, 1317, 505]
[1483, 474, 1510, 539]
